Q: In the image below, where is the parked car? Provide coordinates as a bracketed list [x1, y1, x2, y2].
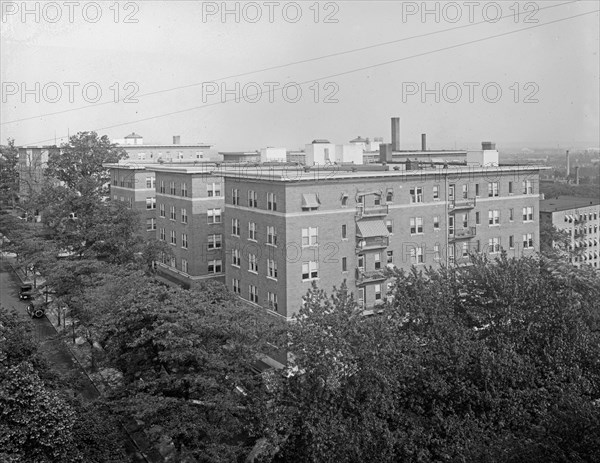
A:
[27, 298, 46, 318]
[19, 284, 34, 300]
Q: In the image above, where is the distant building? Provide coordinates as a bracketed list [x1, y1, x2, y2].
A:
[220, 151, 261, 163]
[304, 139, 363, 165]
[540, 196, 600, 268]
[116, 133, 219, 162]
[17, 145, 60, 200]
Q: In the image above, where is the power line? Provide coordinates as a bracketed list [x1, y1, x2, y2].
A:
[24, 8, 599, 146]
[2, 0, 578, 125]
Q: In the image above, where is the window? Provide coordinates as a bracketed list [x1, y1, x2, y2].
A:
[127, 197, 132, 209]
[341, 194, 348, 207]
[232, 218, 240, 236]
[170, 230, 176, 245]
[433, 216, 440, 230]
[522, 206, 534, 222]
[169, 256, 176, 268]
[461, 213, 468, 228]
[302, 193, 320, 211]
[181, 233, 188, 249]
[170, 181, 176, 195]
[207, 182, 221, 197]
[302, 227, 318, 246]
[449, 184, 455, 200]
[488, 210, 500, 226]
[523, 233, 534, 249]
[170, 205, 176, 221]
[342, 257, 347, 272]
[433, 185, 440, 200]
[386, 219, 393, 233]
[341, 224, 347, 239]
[462, 242, 469, 257]
[508, 182, 513, 194]
[181, 208, 188, 224]
[159, 203, 165, 218]
[387, 250, 394, 265]
[462, 184, 469, 199]
[267, 292, 278, 311]
[249, 285, 258, 304]
[248, 222, 257, 241]
[146, 218, 156, 231]
[375, 284, 382, 301]
[475, 183, 480, 197]
[374, 253, 381, 270]
[248, 190, 258, 207]
[475, 212, 480, 225]
[358, 288, 365, 306]
[232, 249, 241, 267]
[159, 180, 165, 193]
[509, 235, 515, 249]
[522, 180, 533, 194]
[208, 259, 222, 274]
[181, 182, 188, 197]
[232, 278, 241, 294]
[358, 254, 364, 270]
[207, 234, 222, 249]
[182, 259, 188, 273]
[488, 237, 500, 254]
[267, 259, 278, 279]
[509, 208, 514, 221]
[232, 188, 240, 205]
[160, 228, 166, 241]
[146, 177, 155, 189]
[386, 189, 393, 202]
[410, 246, 424, 264]
[267, 192, 277, 211]
[374, 195, 381, 206]
[488, 182, 499, 197]
[449, 216, 454, 235]
[248, 254, 258, 273]
[410, 187, 423, 203]
[434, 244, 441, 261]
[207, 208, 221, 224]
[302, 261, 319, 280]
[410, 217, 423, 234]
[267, 226, 277, 245]
[113, 194, 118, 200]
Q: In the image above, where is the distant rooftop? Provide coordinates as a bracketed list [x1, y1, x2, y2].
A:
[124, 132, 143, 139]
[540, 196, 600, 213]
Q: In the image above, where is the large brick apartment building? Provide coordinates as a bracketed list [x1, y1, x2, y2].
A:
[224, 163, 542, 319]
[540, 196, 600, 268]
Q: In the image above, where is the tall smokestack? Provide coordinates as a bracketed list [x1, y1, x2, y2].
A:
[566, 150, 570, 177]
[421, 133, 427, 151]
[575, 166, 580, 185]
[391, 117, 400, 151]
[173, 135, 181, 145]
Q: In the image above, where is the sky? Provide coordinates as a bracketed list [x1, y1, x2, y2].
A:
[1, 0, 599, 152]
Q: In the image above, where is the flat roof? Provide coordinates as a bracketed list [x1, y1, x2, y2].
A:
[540, 196, 600, 212]
[118, 144, 212, 149]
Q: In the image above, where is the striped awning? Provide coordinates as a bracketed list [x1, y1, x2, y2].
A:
[356, 220, 390, 238]
[301, 193, 320, 209]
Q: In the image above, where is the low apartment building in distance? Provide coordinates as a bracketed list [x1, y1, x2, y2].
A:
[115, 133, 220, 162]
[18, 145, 60, 201]
[224, 152, 543, 319]
[540, 196, 600, 268]
[153, 166, 225, 288]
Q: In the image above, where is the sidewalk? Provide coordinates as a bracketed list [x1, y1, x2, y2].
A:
[6, 256, 46, 288]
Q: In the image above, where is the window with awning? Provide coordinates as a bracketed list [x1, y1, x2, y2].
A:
[356, 220, 390, 238]
[301, 193, 320, 210]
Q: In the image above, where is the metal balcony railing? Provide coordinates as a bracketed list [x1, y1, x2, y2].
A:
[355, 268, 388, 285]
[356, 236, 389, 252]
[450, 226, 477, 241]
[448, 197, 476, 211]
[356, 205, 389, 218]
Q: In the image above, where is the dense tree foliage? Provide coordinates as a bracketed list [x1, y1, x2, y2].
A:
[0, 138, 19, 208]
[45, 131, 127, 194]
[261, 256, 600, 462]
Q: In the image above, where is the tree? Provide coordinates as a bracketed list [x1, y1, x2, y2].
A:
[262, 257, 600, 462]
[0, 138, 19, 208]
[45, 131, 127, 194]
[82, 273, 283, 462]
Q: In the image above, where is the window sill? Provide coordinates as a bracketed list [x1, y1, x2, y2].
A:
[266, 276, 278, 282]
[248, 270, 258, 275]
[302, 277, 320, 282]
